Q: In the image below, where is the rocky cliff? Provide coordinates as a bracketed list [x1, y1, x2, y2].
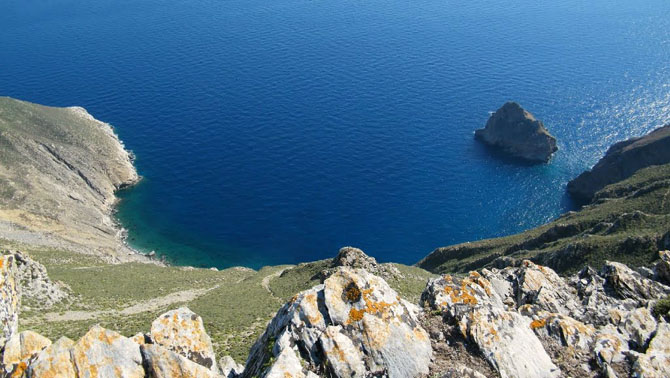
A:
[568, 124, 670, 204]
[0, 97, 142, 261]
[2, 250, 670, 377]
[475, 102, 558, 163]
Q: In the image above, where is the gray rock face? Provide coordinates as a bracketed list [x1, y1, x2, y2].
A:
[567, 124, 670, 204]
[71, 325, 145, 378]
[0, 254, 19, 349]
[11, 251, 69, 308]
[243, 267, 432, 378]
[150, 307, 217, 370]
[422, 272, 560, 378]
[475, 102, 558, 162]
[141, 343, 221, 378]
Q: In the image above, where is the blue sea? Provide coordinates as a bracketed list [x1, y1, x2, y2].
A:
[1, 0, 669, 269]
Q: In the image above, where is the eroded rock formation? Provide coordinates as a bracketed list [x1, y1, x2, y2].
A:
[475, 102, 558, 162]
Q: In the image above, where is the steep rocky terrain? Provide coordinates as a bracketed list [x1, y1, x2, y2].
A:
[2, 249, 670, 377]
[0, 97, 142, 261]
[474, 102, 558, 162]
[568, 124, 670, 204]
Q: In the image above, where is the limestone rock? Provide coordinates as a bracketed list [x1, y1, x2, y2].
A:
[2, 330, 52, 376]
[141, 343, 221, 378]
[321, 246, 401, 280]
[616, 307, 657, 350]
[27, 337, 76, 378]
[631, 322, 670, 377]
[593, 325, 629, 375]
[218, 355, 244, 378]
[515, 260, 583, 317]
[567, 124, 670, 204]
[475, 102, 558, 162]
[0, 254, 19, 349]
[12, 251, 68, 308]
[71, 325, 144, 378]
[422, 273, 560, 378]
[243, 267, 432, 378]
[520, 305, 595, 350]
[654, 250, 670, 285]
[600, 261, 670, 302]
[150, 307, 217, 370]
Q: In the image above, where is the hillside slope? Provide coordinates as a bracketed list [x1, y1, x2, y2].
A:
[0, 97, 140, 261]
[418, 163, 670, 274]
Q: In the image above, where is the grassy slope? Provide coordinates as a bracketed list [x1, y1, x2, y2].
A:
[418, 163, 670, 275]
[3, 239, 434, 363]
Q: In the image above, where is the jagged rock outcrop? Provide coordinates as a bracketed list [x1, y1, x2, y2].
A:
[2, 330, 52, 376]
[475, 102, 558, 162]
[3, 246, 670, 378]
[27, 337, 76, 377]
[243, 267, 432, 378]
[0, 254, 19, 348]
[568, 124, 670, 204]
[422, 257, 670, 378]
[422, 271, 560, 378]
[0, 97, 143, 261]
[141, 343, 221, 378]
[10, 251, 69, 308]
[150, 307, 217, 371]
[319, 246, 401, 280]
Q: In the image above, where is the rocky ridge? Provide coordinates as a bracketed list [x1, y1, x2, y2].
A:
[568, 124, 670, 204]
[2, 249, 670, 377]
[475, 102, 558, 163]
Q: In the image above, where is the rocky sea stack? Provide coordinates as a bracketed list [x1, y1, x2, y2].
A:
[568, 124, 670, 204]
[475, 102, 558, 163]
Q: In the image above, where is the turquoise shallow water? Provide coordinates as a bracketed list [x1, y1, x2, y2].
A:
[1, 0, 669, 268]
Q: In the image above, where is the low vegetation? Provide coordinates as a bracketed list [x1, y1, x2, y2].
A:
[3, 240, 434, 362]
[418, 164, 670, 274]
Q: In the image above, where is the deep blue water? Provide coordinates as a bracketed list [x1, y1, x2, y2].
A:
[1, 0, 669, 269]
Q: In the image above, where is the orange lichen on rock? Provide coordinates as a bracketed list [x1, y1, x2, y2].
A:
[346, 287, 396, 324]
[530, 319, 547, 330]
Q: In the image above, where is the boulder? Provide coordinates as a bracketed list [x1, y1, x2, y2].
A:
[2, 330, 52, 376]
[141, 343, 221, 378]
[631, 322, 670, 377]
[243, 267, 432, 378]
[71, 325, 144, 378]
[150, 307, 217, 370]
[593, 325, 629, 376]
[600, 261, 670, 302]
[567, 124, 670, 204]
[515, 260, 583, 318]
[27, 337, 76, 378]
[422, 273, 560, 378]
[615, 307, 657, 350]
[474, 102, 558, 162]
[0, 254, 19, 348]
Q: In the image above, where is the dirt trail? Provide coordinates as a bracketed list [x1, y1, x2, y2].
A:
[34, 285, 220, 323]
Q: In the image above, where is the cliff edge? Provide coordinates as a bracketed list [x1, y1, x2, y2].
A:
[567, 124, 670, 204]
